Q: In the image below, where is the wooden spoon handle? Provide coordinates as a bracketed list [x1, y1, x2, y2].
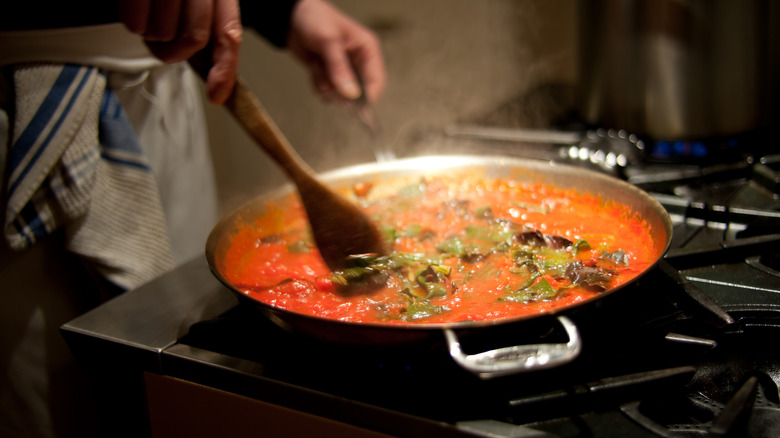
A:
[205, 71, 388, 269]
[223, 76, 317, 187]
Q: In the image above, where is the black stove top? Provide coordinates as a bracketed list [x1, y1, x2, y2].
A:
[62, 130, 780, 438]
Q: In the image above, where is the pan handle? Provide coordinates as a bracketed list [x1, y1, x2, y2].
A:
[444, 316, 582, 379]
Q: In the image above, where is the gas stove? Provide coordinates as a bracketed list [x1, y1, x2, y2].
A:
[62, 127, 780, 438]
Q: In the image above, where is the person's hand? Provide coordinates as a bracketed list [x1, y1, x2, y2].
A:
[118, 0, 242, 105]
[287, 0, 386, 104]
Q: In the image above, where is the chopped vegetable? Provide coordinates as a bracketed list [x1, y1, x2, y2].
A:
[287, 240, 312, 253]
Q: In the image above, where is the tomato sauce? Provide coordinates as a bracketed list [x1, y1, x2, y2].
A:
[221, 175, 657, 325]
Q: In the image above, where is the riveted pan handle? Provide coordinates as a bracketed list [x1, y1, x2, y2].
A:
[444, 316, 582, 379]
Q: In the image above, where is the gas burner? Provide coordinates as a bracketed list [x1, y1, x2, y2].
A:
[622, 311, 780, 438]
[622, 376, 780, 438]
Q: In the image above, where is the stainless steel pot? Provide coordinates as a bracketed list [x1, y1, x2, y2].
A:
[578, 0, 776, 140]
[206, 155, 673, 378]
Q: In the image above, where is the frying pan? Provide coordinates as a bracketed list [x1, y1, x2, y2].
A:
[206, 155, 673, 378]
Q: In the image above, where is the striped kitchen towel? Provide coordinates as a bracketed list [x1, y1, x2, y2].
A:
[5, 63, 174, 290]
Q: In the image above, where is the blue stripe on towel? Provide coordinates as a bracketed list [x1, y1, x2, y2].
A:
[100, 153, 151, 170]
[15, 201, 45, 246]
[98, 86, 151, 171]
[7, 65, 92, 198]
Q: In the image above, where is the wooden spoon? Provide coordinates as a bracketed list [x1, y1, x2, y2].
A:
[222, 76, 388, 271]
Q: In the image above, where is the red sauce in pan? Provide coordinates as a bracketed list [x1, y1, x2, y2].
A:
[222, 175, 657, 325]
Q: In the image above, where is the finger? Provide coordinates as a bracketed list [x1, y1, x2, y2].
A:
[145, 0, 184, 42]
[177, 0, 214, 56]
[207, 0, 242, 104]
[288, 42, 333, 99]
[292, 49, 339, 102]
[118, 0, 152, 35]
[321, 42, 362, 101]
[353, 45, 386, 103]
[344, 28, 385, 103]
[146, 0, 213, 63]
[308, 58, 335, 96]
